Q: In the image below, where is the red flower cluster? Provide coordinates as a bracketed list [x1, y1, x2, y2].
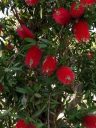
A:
[56, 66, 75, 85]
[52, 0, 93, 43]
[52, 7, 71, 25]
[42, 56, 57, 76]
[16, 119, 36, 128]
[25, 0, 39, 6]
[80, 0, 95, 6]
[83, 115, 96, 128]
[25, 45, 42, 68]
[25, 45, 75, 85]
[70, 2, 85, 18]
[73, 20, 90, 42]
[25, 44, 76, 84]
[16, 25, 35, 40]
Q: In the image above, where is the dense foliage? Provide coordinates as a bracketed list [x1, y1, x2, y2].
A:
[0, 0, 96, 128]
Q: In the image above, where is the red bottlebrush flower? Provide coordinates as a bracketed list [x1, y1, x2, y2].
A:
[42, 56, 57, 76]
[83, 115, 96, 128]
[56, 66, 75, 85]
[87, 51, 94, 59]
[25, 0, 39, 6]
[16, 25, 35, 40]
[25, 45, 42, 68]
[73, 20, 90, 42]
[0, 83, 4, 93]
[80, 0, 95, 6]
[27, 123, 36, 128]
[16, 119, 28, 128]
[52, 7, 71, 25]
[70, 2, 85, 18]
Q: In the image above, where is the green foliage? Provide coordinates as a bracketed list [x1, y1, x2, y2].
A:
[0, 0, 96, 128]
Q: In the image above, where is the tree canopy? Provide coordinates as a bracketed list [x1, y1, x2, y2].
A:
[0, 0, 96, 128]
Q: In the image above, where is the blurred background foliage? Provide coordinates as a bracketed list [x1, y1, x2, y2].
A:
[0, 0, 96, 128]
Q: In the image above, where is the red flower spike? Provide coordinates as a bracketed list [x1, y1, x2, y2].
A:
[16, 25, 35, 40]
[16, 119, 28, 128]
[73, 20, 90, 42]
[83, 115, 96, 128]
[25, 0, 39, 6]
[56, 66, 75, 85]
[52, 7, 71, 26]
[80, 0, 95, 6]
[42, 56, 57, 76]
[25, 45, 42, 68]
[70, 2, 85, 18]
[27, 123, 36, 128]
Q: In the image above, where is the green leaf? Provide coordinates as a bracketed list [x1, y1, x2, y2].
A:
[33, 104, 47, 118]
[24, 38, 36, 45]
[16, 87, 32, 94]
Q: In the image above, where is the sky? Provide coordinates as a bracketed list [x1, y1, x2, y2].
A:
[0, 8, 13, 18]
[0, 11, 5, 18]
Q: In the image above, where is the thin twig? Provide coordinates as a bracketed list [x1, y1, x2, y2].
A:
[12, 7, 24, 25]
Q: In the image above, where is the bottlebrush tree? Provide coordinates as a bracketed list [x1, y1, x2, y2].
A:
[0, 0, 96, 128]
